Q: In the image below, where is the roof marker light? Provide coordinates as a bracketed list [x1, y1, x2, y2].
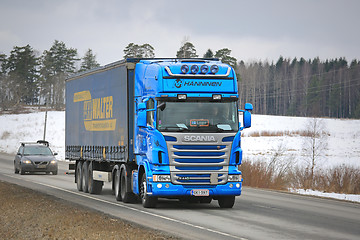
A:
[200, 65, 209, 74]
[210, 65, 219, 74]
[181, 65, 189, 74]
[190, 65, 199, 74]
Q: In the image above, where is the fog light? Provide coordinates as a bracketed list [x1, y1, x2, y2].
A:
[212, 94, 221, 100]
[165, 184, 170, 188]
[177, 94, 187, 100]
[229, 184, 233, 188]
[236, 183, 240, 188]
[157, 184, 162, 188]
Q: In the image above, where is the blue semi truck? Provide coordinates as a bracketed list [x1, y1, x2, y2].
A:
[65, 58, 252, 208]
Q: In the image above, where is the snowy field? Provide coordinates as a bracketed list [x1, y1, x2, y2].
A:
[0, 111, 359, 202]
[242, 115, 360, 169]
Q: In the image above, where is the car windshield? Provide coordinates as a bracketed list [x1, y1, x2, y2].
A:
[157, 101, 239, 132]
[23, 146, 53, 156]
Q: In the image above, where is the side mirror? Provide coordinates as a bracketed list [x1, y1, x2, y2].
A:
[17, 152, 22, 156]
[243, 111, 251, 128]
[54, 153, 58, 156]
[137, 102, 147, 128]
[245, 103, 253, 111]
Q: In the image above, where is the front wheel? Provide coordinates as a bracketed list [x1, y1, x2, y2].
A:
[218, 196, 235, 208]
[140, 173, 157, 208]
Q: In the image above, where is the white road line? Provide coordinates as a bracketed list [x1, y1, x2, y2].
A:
[4, 173, 247, 240]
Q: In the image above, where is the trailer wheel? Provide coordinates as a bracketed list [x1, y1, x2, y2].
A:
[218, 196, 235, 208]
[140, 173, 157, 208]
[114, 169, 122, 201]
[88, 161, 103, 194]
[120, 168, 135, 203]
[76, 161, 83, 191]
[82, 161, 89, 193]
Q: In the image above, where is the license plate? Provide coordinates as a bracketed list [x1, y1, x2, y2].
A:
[37, 165, 47, 169]
[191, 189, 209, 196]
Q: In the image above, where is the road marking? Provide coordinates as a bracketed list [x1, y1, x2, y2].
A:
[4, 173, 247, 240]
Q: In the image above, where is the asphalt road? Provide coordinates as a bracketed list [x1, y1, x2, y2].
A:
[0, 153, 359, 240]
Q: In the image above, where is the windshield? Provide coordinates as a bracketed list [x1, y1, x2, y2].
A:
[23, 146, 53, 156]
[157, 101, 239, 132]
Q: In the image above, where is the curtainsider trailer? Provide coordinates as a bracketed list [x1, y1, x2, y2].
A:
[65, 58, 252, 208]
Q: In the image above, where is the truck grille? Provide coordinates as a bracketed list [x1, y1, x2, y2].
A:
[165, 133, 235, 185]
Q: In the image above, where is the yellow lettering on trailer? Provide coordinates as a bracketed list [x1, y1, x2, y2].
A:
[74, 91, 116, 131]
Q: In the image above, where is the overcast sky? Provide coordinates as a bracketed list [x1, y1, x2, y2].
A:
[1, 0, 359, 65]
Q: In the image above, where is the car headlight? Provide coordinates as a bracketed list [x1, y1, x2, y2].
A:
[22, 160, 32, 164]
[153, 175, 171, 182]
[228, 174, 242, 182]
[50, 160, 57, 164]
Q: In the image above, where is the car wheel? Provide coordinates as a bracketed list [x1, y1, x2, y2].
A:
[218, 196, 235, 208]
[140, 173, 157, 208]
[76, 161, 83, 191]
[14, 163, 19, 174]
[52, 170, 58, 175]
[20, 166, 25, 175]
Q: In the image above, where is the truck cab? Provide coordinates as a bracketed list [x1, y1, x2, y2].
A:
[132, 59, 252, 208]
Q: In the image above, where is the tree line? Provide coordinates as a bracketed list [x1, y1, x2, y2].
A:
[1, 40, 359, 118]
[237, 57, 360, 118]
[0, 40, 100, 110]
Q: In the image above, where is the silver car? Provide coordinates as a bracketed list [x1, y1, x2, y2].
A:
[14, 141, 58, 175]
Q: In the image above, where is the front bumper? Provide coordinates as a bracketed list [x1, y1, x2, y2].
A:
[149, 181, 242, 197]
[21, 163, 58, 172]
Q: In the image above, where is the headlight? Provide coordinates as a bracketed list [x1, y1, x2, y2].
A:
[22, 160, 32, 164]
[50, 160, 57, 164]
[228, 174, 242, 182]
[153, 175, 171, 182]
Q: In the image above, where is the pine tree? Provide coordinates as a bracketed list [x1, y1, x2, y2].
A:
[203, 49, 214, 58]
[214, 48, 237, 68]
[176, 42, 198, 58]
[123, 43, 155, 58]
[79, 49, 100, 72]
[40, 40, 79, 109]
[4, 45, 40, 105]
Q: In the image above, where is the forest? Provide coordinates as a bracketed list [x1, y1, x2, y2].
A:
[1, 40, 359, 118]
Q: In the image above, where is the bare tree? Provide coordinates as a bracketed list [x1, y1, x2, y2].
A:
[302, 118, 328, 187]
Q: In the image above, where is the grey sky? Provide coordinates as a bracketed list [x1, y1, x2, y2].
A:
[1, 0, 359, 65]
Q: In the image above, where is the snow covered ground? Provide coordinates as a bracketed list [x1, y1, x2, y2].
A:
[0, 111, 359, 202]
[242, 115, 360, 169]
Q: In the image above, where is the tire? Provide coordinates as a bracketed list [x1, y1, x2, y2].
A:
[140, 173, 157, 208]
[88, 161, 103, 194]
[14, 163, 19, 174]
[120, 168, 136, 203]
[82, 161, 89, 193]
[218, 196, 235, 208]
[114, 169, 122, 201]
[52, 170, 58, 175]
[20, 166, 25, 175]
[76, 161, 83, 191]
